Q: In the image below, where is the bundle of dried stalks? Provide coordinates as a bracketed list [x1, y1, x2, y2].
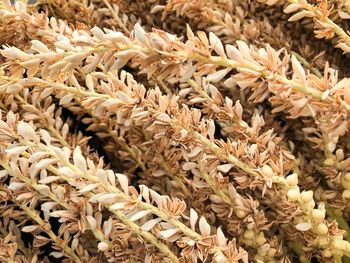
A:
[2, 0, 350, 262]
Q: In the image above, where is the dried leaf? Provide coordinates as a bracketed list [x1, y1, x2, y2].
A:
[6, 145, 30, 156]
[187, 146, 203, 158]
[18, 121, 38, 142]
[182, 162, 197, 171]
[190, 209, 198, 231]
[8, 182, 26, 191]
[207, 68, 231, 83]
[36, 159, 56, 170]
[199, 216, 211, 236]
[209, 32, 226, 58]
[97, 193, 120, 203]
[16, 192, 34, 201]
[59, 94, 75, 105]
[129, 210, 152, 222]
[86, 215, 97, 230]
[141, 218, 161, 231]
[116, 173, 129, 193]
[217, 227, 227, 247]
[156, 113, 171, 123]
[79, 184, 99, 193]
[159, 228, 179, 239]
[288, 11, 315, 21]
[22, 225, 39, 233]
[291, 55, 306, 82]
[103, 218, 113, 236]
[110, 202, 128, 210]
[58, 167, 78, 178]
[73, 147, 87, 172]
[38, 176, 61, 184]
[296, 222, 312, 231]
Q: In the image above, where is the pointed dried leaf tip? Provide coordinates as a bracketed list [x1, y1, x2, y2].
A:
[226, 44, 244, 63]
[103, 218, 113, 236]
[140, 185, 150, 203]
[59, 94, 75, 105]
[217, 227, 227, 247]
[116, 173, 129, 193]
[38, 176, 60, 184]
[36, 159, 57, 170]
[199, 217, 211, 237]
[97, 193, 119, 203]
[159, 228, 179, 239]
[58, 167, 78, 178]
[18, 121, 38, 142]
[129, 210, 152, 222]
[110, 202, 127, 210]
[182, 162, 196, 171]
[31, 40, 50, 53]
[209, 32, 226, 58]
[1, 46, 31, 60]
[291, 55, 306, 83]
[40, 130, 51, 146]
[22, 225, 39, 233]
[235, 101, 243, 119]
[207, 119, 215, 140]
[187, 146, 203, 158]
[91, 27, 105, 40]
[207, 68, 232, 83]
[156, 113, 171, 123]
[217, 164, 234, 173]
[141, 218, 161, 231]
[288, 11, 315, 22]
[236, 41, 253, 62]
[86, 215, 97, 230]
[8, 182, 26, 191]
[134, 23, 147, 44]
[284, 3, 301, 13]
[73, 147, 87, 172]
[6, 145, 30, 156]
[190, 209, 198, 230]
[78, 184, 99, 193]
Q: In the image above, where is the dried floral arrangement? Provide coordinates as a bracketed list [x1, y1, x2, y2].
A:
[3, 0, 350, 262]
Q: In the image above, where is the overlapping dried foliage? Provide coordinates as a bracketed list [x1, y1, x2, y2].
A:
[2, 0, 350, 262]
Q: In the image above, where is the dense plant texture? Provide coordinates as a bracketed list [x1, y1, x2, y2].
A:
[3, 0, 350, 262]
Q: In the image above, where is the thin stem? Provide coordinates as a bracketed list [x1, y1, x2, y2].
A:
[109, 132, 147, 172]
[14, 95, 69, 148]
[156, 153, 192, 198]
[287, 0, 350, 53]
[0, 161, 69, 210]
[101, 0, 130, 34]
[16, 202, 81, 262]
[13, 139, 183, 262]
[103, 203, 179, 263]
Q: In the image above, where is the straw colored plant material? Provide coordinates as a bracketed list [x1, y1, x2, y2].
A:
[2, 0, 350, 262]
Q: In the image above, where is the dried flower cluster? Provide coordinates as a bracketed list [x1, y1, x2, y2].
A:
[2, 0, 350, 262]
